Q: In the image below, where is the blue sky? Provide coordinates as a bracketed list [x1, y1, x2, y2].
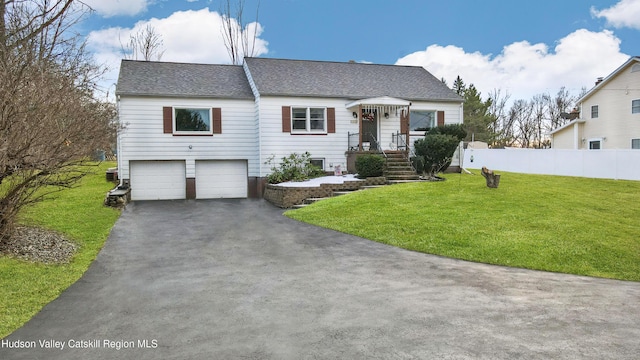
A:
[81, 0, 640, 102]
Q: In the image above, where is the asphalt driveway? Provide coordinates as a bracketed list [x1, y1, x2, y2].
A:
[2, 199, 639, 359]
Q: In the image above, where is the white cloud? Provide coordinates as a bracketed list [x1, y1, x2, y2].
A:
[396, 29, 630, 102]
[591, 0, 640, 30]
[87, 8, 268, 98]
[83, 0, 150, 17]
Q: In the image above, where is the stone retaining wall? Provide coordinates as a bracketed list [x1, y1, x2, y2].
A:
[264, 177, 386, 208]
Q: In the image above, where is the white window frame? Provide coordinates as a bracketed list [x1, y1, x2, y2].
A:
[173, 107, 213, 135]
[588, 138, 602, 150]
[632, 139, 640, 149]
[632, 99, 640, 114]
[591, 105, 599, 119]
[291, 107, 327, 134]
[409, 110, 436, 133]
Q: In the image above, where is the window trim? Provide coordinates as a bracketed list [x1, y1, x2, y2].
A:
[173, 107, 214, 135]
[591, 105, 599, 119]
[632, 99, 640, 114]
[290, 106, 327, 134]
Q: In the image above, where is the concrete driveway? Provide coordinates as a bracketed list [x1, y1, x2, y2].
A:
[2, 199, 639, 359]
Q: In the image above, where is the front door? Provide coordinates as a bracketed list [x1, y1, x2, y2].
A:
[362, 110, 378, 151]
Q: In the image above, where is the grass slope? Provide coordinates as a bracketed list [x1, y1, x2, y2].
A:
[286, 172, 640, 281]
[0, 162, 121, 337]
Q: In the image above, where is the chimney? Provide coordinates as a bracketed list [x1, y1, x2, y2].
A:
[595, 77, 604, 86]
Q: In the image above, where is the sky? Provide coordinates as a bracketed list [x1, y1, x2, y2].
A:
[79, 0, 640, 104]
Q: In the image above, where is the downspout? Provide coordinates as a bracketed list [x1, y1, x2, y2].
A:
[405, 103, 411, 154]
[358, 104, 363, 151]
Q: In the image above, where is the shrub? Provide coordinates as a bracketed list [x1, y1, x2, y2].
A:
[265, 152, 326, 184]
[414, 124, 467, 178]
[427, 123, 467, 140]
[355, 154, 385, 178]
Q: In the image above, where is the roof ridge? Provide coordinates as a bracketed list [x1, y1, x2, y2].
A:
[121, 59, 242, 67]
[244, 57, 423, 69]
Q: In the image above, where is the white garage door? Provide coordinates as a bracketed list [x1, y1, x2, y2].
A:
[196, 160, 247, 199]
[130, 161, 186, 200]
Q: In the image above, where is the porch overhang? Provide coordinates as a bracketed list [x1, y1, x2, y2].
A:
[346, 96, 412, 153]
[346, 96, 411, 112]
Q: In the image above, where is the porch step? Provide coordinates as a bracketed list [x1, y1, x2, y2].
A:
[384, 152, 420, 181]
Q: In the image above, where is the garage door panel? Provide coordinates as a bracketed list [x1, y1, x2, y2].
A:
[130, 161, 186, 200]
[196, 161, 247, 199]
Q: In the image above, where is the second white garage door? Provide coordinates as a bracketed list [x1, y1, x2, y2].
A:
[195, 160, 248, 199]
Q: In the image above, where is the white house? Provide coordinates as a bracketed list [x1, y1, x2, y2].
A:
[550, 56, 640, 150]
[116, 57, 463, 200]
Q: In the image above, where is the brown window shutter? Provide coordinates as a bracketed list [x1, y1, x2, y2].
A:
[163, 107, 173, 133]
[282, 106, 291, 132]
[212, 107, 222, 134]
[437, 111, 445, 127]
[327, 108, 335, 133]
[400, 109, 408, 133]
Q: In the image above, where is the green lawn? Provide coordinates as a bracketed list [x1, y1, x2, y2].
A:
[286, 172, 640, 281]
[0, 162, 121, 338]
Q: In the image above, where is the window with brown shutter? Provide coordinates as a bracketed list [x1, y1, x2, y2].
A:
[327, 107, 335, 133]
[212, 107, 222, 134]
[437, 111, 445, 127]
[163, 107, 173, 133]
[282, 106, 291, 132]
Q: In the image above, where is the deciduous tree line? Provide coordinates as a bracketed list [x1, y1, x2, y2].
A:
[448, 76, 586, 148]
[0, 0, 117, 241]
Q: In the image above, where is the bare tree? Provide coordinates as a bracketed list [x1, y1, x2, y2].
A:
[510, 99, 535, 148]
[487, 88, 514, 147]
[546, 87, 576, 130]
[220, 0, 261, 65]
[0, 0, 117, 241]
[531, 94, 549, 148]
[121, 24, 165, 61]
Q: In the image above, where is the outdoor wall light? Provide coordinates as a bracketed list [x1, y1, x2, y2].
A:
[352, 112, 358, 118]
[384, 112, 389, 119]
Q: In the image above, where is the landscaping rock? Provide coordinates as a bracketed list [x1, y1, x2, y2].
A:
[0, 226, 77, 264]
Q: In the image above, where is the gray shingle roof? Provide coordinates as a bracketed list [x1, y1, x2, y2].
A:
[244, 57, 462, 102]
[116, 60, 254, 99]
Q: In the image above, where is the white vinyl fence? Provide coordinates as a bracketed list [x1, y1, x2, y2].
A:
[462, 148, 640, 181]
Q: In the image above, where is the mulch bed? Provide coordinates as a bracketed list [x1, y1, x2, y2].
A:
[0, 226, 77, 264]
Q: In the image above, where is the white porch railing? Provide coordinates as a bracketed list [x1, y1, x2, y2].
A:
[462, 148, 640, 181]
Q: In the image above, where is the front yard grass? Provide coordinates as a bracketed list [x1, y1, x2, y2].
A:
[286, 172, 640, 281]
[0, 162, 121, 338]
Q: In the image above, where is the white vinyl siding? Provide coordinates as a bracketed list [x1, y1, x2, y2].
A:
[117, 96, 258, 182]
[257, 97, 462, 175]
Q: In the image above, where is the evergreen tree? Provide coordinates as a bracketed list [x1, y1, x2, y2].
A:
[452, 75, 465, 96]
[462, 84, 494, 143]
